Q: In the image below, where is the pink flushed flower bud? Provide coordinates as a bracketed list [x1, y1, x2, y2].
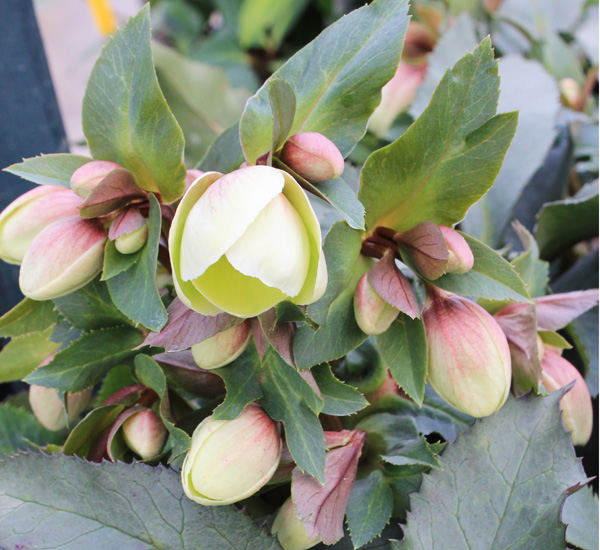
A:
[0, 186, 83, 264]
[191, 320, 252, 369]
[279, 133, 345, 183]
[541, 348, 593, 446]
[29, 385, 92, 431]
[272, 497, 322, 550]
[353, 273, 399, 335]
[121, 409, 169, 459]
[181, 403, 281, 505]
[70, 160, 121, 198]
[109, 207, 148, 255]
[438, 225, 474, 274]
[184, 169, 204, 193]
[19, 217, 107, 300]
[423, 286, 512, 417]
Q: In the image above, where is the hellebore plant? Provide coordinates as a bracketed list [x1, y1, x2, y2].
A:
[0, 1, 598, 549]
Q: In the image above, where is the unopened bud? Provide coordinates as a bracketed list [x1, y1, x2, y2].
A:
[353, 273, 399, 335]
[19, 217, 107, 300]
[181, 403, 281, 505]
[438, 226, 473, 274]
[559, 78, 583, 110]
[70, 160, 121, 198]
[0, 186, 82, 264]
[272, 497, 321, 550]
[541, 348, 593, 446]
[122, 409, 168, 459]
[395, 221, 448, 280]
[279, 133, 345, 183]
[29, 384, 92, 431]
[109, 207, 148, 254]
[184, 169, 204, 193]
[423, 286, 512, 417]
[191, 321, 252, 369]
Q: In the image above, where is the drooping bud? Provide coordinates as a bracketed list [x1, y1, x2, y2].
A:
[70, 160, 121, 198]
[272, 497, 322, 550]
[353, 273, 399, 335]
[108, 207, 148, 254]
[279, 133, 345, 183]
[181, 403, 281, 505]
[121, 408, 169, 459]
[0, 186, 83, 264]
[19, 217, 107, 300]
[29, 385, 92, 431]
[423, 286, 512, 417]
[541, 348, 593, 446]
[438, 225, 474, 274]
[395, 221, 449, 280]
[559, 78, 583, 110]
[191, 320, 252, 369]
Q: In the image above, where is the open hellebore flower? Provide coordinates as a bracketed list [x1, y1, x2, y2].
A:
[191, 320, 252, 369]
[70, 160, 122, 198]
[181, 403, 281, 505]
[0, 186, 82, 264]
[170, 166, 327, 317]
[122, 409, 169, 459]
[272, 497, 322, 550]
[353, 273, 399, 335]
[423, 286, 512, 417]
[29, 384, 92, 431]
[438, 225, 474, 274]
[19, 217, 107, 300]
[278, 132, 345, 183]
[541, 347, 593, 446]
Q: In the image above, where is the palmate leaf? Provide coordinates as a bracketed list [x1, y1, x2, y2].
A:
[397, 392, 587, 550]
[360, 38, 517, 233]
[0, 453, 282, 549]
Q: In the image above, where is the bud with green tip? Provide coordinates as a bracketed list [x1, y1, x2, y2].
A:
[541, 347, 593, 446]
[438, 225, 474, 274]
[19, 217, 107, 300]
[423, 286, 512, 417]
[353, 273, 399, 335]
[70, 160, 121, 198]
[29, 384, 92, 431]
[279, 132, 345, 183]
[109, 207, 148, 254]
[0, 186, 83, 264]
[121, 408, 169, 459]
[191, 320, 252, 369]
[272, 497, 322, 550]
[181, 403, 281, 505]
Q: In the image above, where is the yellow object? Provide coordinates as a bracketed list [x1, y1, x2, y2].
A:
[86, 0, 117, 36]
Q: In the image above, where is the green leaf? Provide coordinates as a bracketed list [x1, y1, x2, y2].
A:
[53, 278, 131, 330]
[0, 405, 63, 455]
[311, 363, 368, 416]
[0, 453, 283, 549]
[347, 470, 394, 549]
[0, 327, 59, 383]
[238, 0, 310, 50]
[376, 315, 428, 405]
[102, 239, 140, 280]
[4, 154, 91, 187]
[568, 308, 599, 397]
[538, 330, 572, 350]
[563, 485, 599, 550]
[25, 326, 143, 392]
[535, 182, 599, 259]
[0, 298, 58, 337]
[259, 348, 325, 482]
[81, 6, 186, 203]
[95, 365, 137, 406]
[269, 78, 296, 157]
[198, 122, 245, 173]
[134, 355, 190, 461]
[510, 223, 549, 298]
[294, 223, 370, 369]
[239, 0, 409, 164]
[212, 343, 263, 421]
[153, 43, 251, 166]
[433, 233, 531, 302]
[398, 393, 587, 550]
[107, 194, 168, 331]
[360, 38, 518, 232]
